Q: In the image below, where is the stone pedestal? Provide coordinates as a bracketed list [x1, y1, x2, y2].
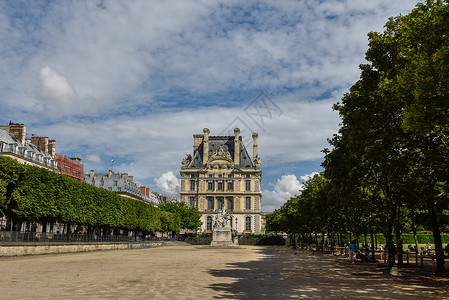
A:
[210, 227, 234, 247]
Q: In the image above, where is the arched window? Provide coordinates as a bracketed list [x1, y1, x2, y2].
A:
[207, 216, 213, 231]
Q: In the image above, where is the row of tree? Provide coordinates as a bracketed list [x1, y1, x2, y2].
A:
[267, 0, 449, 273]
[0, 156, 201, 235]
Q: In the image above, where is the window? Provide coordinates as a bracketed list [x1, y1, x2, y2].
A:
[190, 174, 195, 178]
[207, 216, 213, 231]
[218, 174, 222, 178]
[245, 197, 251, 209]
[208, 180, 213, 190]
[217, 180, 223, 190]
[209, 174, 213, 178]
[217, 197, 224, 210]
[227, 180, 233, 191]
[189, 197, 195, 208]
[227, 197, 233, 210]
[228, 174, 233, 178]
[190, 180, 195, 191]
[246, 174, 250, 178]
[114, 180, 118, 186]
[246, 217, 251, 231]
[230, 217, 233, 228]
[245, 180, 251, 191]
[207, 197, 214, 210]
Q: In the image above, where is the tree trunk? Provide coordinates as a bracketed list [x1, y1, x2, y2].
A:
[370, 231, 376, 261]
[394, 205, 403, 266]
[292, 234, 297, 249]
[427, 200, 445, 272]
[384, 183, 397, 274]
[411, 220, 419, 254]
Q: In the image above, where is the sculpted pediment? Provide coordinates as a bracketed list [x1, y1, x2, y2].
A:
[207, 147, 234, 169]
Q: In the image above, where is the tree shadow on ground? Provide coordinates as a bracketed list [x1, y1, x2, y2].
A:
[207, 246, 449, 299]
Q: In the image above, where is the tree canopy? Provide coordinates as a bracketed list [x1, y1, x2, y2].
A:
[267, 0, 449, 273]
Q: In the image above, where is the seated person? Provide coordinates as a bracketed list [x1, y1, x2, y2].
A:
[445, 243, 449, 256]
[408, 244, 415, 252]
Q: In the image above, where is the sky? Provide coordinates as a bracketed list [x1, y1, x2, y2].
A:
[0, 0, 419, 213]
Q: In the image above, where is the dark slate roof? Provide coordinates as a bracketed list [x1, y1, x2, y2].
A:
[188, 136, 254, 169]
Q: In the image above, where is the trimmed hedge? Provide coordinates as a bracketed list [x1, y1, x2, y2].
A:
[182, 233, 212, 245]
[0, 156, 161, 233]
[374, 234, 449, 245]
[239, 234, 286, 245]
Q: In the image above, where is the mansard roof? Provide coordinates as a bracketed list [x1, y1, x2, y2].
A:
[0, 129, 18, 145]
[187, 135, 254, 169]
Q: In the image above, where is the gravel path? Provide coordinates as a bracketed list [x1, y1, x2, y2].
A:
[0, 245, 447, 299]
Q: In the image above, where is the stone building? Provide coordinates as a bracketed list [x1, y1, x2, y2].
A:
[0, 122, 58, 171]
[180, 128, 263, 234]
[84, 170, 158, 205]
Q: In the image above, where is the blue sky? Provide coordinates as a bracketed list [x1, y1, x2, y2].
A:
[0, 0, 418, 212]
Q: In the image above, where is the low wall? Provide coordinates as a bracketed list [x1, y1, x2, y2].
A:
[0, 242, 161, 257]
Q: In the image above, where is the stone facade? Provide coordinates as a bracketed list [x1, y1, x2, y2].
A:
[84, 170, 158, 205]
[0, 122, 58, 171]
[180, 128, 263, 234]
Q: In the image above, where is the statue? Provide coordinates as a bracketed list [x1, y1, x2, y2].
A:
[181, 154, 192, 168]
[210, 207, 236, 247]
[214, 207, 230, 229]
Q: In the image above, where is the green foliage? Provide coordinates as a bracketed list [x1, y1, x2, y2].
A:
[159, 210, 181, 233]
[159, 201, 202, 230]
[0, 156, 161, 233]
[268, 3, 449, 272]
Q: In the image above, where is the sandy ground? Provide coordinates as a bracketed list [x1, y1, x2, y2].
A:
[0, 244, 448, 299]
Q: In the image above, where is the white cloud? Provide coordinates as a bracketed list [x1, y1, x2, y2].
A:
[262, 171, 320, 213]
[33, 66, 75, 111]
[300, 172, 320, 183]
[0, 0, 419, 206]
[154, 171, 181, 199]
[86, 154, 101, 163]
[0, 0, 418, 119]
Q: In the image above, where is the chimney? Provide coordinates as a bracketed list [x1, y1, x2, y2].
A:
[252, 133, 258, 161]
[202, 128, 210, 165]
[108, 170, 113, 177]
[48, 139, 56, 157]
[193, 134, 203, 152]
[9, 123, 26, 146]
[234, 128, 240, 166]
[31, 136, 49, 156]
[90, 170, 95, 177]
[128, 176, 134, 182]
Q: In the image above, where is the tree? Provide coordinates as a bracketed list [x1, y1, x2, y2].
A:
[159, 201, 202, 231]
[323, 0, 449, 272]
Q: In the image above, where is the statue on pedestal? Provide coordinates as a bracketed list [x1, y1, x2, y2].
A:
[214, 207, 230, 229]
[210, 207, 236, 247]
